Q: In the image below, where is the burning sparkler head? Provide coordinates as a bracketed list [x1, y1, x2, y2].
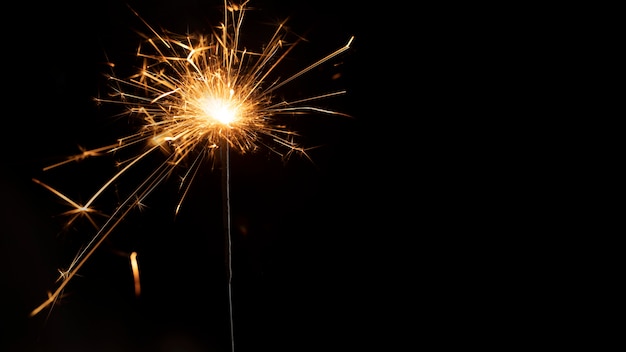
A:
[120, 30, 265, 156]
[113, 23, 300, 159]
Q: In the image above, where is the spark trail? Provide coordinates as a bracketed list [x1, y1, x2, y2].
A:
[30, 0, 352, 319]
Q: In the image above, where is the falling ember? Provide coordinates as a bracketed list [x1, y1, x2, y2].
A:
[30, 0, 353, 317]
[130, 252, 141, 297]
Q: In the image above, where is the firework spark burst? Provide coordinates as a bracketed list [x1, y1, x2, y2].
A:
[30, 1, 353, 317]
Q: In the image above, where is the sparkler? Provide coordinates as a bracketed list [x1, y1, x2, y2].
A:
[30, 0, 352, 348]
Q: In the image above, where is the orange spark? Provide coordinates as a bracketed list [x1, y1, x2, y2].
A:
[130, 251, 141, 297]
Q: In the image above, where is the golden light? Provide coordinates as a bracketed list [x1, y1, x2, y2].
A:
[199, 92, 238, 126]
[130, 251, 141, 298]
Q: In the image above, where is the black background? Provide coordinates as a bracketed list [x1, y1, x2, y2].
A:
[0, 0, 413, 351]
[0, 1, 599, 351]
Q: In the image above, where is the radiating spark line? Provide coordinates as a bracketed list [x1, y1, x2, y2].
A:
[265, 36, 354, 94]
[31, 162, 167, 317]
[42, 144, 119, 171]
[32, 178, 105, 230]
[31, 0, 352, 317]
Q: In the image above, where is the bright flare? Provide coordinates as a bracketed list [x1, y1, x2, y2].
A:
[199, 91, 238, 125]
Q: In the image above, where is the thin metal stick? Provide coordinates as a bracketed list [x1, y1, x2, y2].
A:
[221, 140, 235, 352]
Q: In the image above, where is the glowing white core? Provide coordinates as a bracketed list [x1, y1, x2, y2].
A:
[201, 95, 237, 125]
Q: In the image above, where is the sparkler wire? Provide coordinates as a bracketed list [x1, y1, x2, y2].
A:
[221, 139, 235, 351]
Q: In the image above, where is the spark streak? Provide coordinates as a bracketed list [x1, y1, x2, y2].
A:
[130, 251, 141, 297]
[31, 0, 352, 318]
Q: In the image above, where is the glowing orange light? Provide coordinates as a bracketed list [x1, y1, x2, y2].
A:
[199, 92, 238, 125]
[130, 251, 141, 297]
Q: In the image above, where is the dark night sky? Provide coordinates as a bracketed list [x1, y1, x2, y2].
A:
[0, 1, 409, 351]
